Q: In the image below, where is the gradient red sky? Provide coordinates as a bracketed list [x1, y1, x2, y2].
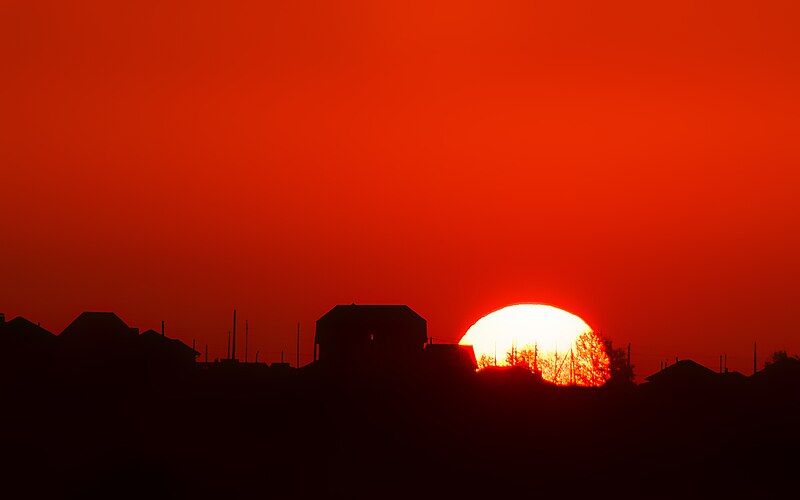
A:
[2, 1, 799, 378]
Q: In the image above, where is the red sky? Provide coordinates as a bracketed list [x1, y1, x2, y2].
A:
[2, 0, 799, 379]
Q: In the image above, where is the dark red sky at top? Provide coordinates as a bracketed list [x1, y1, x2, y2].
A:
[2, 1, 799, 379]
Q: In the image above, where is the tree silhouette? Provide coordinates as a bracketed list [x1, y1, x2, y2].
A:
[602, 337, 635, 384]
[764, 350, 799, 368]
[478, 353, 495, 369]
[504, 332, 611, 386]
[572, 331, 611, 386]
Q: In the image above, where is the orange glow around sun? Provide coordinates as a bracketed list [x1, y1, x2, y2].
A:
[459, 304, 610, 386]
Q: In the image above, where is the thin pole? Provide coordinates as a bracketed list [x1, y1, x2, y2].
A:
[570, 348, 574, 385]
[627, 343, 631, 369]
[161, 320, 165, 337]
[554, 344, 558, 383]
[232, 309, 237, 361]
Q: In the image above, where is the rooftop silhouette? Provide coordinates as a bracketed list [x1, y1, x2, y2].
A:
[0, 305, 798, 498]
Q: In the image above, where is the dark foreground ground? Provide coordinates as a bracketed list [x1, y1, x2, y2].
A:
[2, 366, 798, 499]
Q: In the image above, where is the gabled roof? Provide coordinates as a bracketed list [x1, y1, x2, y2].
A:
[316, 304, 427, 344]
[59, 312, 139, 342]
[644, 359, 718, 385]
[0, 316, 55, 342]
[139, 329, 199, 357]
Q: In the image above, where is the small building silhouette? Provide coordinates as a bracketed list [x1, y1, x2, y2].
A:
[0, 314, 56, 347]
[0, 314, 57, 376]
[423, 344, 478, 375]
[59, 311, 139, 347]
[138, 329, 199, 369]
[643, 359, 719, 389]
[314, 304, 427, 369]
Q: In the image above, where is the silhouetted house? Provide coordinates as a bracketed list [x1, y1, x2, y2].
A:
[423, 344, 478, 376]
[314, 304, 427, 370]
[643, 359, 719, 390]
[58, 312, 141, 376]
[137, 329, 199, 370]
[0, 314, 56, 349]
[0, 314, 57, 376]
[60, 312, 139, 347]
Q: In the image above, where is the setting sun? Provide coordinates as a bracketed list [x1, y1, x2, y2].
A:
[459, 304, 610, 386]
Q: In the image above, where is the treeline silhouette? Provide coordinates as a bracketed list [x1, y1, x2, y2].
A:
[1, 307, 798, 499]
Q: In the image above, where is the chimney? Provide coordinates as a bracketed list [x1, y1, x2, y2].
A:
[231, 310, 237, 361]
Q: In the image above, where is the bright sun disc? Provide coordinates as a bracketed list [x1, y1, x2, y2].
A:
[459, 304, 610, 386]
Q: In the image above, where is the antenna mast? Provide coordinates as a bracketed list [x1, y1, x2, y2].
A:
[231, 309, 237, 361]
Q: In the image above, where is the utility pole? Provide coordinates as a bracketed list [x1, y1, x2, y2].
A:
[754, 342, 757, 375]
[232, 309, 237, 361]
[627, 343, 631, 369]
[570, 348, 575, 385]
[554, 344, 559, 383]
